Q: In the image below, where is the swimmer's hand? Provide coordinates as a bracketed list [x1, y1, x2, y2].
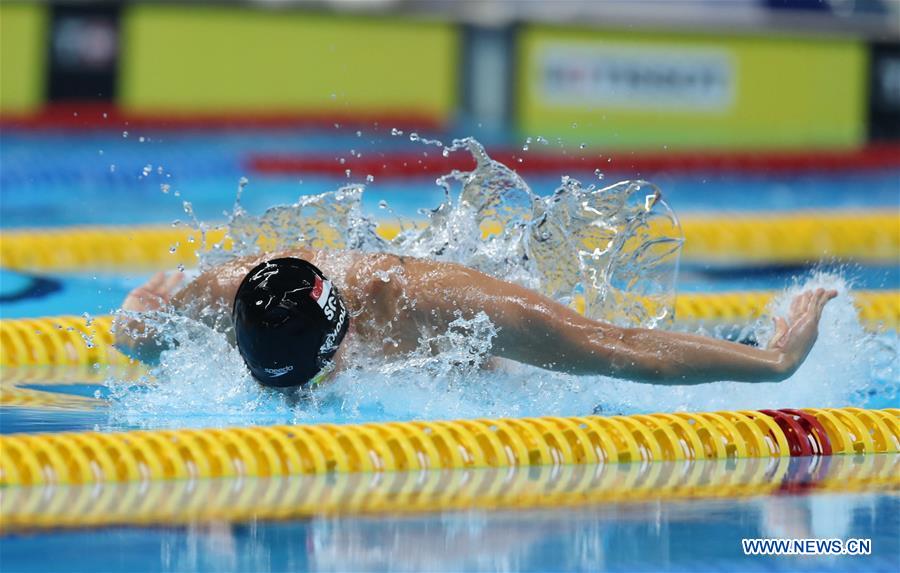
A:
[767, 288, 837, 378]
[122, 271, 184, 314]
[114, 271, 184, 360]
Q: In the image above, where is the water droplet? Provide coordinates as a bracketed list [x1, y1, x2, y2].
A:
[177, 264, 185, 272]
[366, 174, 375, 183]
[339, 157, 346, 165]
[102, 112, 108, 119]
[122, 131, 129, 138]
[139, 136, 146, 143]
[356, 130, 363, 137]
[409, 132, 419, 142]
[391, 128, 404, 136]
[142, 164, 152, 176]
[98, 149, 104, 155]
[161, 184, 170, 194]
[378, 200, 388, 209]
[579, 143, 586, 149]
[345, 169, 351, 178]
[109, 164, 116, 173]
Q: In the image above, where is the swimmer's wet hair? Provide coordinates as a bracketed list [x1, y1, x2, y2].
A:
[232, 258, 349, 388]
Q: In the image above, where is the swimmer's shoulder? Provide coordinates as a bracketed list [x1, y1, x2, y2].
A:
[342, 252, 410, 302]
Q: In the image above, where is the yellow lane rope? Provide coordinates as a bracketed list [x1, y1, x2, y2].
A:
[673, 290, 898, 328]
[2, 455, 896, 532]
[0, 316, 131, 368]
[0, 365, 146, 410]
[678, 211, 898, 264]
[0, 409, 896, 486]
[1, 212, 897, 271]
[1, 290, 895, 369]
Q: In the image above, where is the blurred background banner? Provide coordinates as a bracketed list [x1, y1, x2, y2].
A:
[518, 28, 866, 149]
[0, 2, 48, 115]
[119, 5, 458, 126]
[1, 0, 898, 147]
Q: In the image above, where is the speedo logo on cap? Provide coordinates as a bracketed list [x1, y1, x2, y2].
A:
[264, 365, 294, 378]
[309, 275, 333, 310]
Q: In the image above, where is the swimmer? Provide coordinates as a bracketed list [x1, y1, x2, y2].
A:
[116, 247, 837, 388]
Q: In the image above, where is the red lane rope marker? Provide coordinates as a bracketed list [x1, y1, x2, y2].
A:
[0, 103, 445, 132]
[761, 410, 814, 457]
[248, 145, 900, 178]
[776, 455, 826, 494]
[779, 409, 833, 456]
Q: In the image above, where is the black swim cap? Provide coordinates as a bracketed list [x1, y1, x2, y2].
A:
[232, 258, 349, 388]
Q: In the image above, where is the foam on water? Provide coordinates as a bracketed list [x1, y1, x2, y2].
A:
[106, 140, 898, 429]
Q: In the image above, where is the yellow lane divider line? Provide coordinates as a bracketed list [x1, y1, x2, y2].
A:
[0, 408, 896, 486]
[1, 211, 897, 271]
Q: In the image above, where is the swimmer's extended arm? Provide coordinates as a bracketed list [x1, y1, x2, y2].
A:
[412, 262, 836, 385]
[113, 271, 185, 362]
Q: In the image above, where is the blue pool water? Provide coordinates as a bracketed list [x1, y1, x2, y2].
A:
[1, 128, 898, 572]
[2, 129, 900, 228]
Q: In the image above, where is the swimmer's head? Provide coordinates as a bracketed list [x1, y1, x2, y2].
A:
[232, 258, 349, 389]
